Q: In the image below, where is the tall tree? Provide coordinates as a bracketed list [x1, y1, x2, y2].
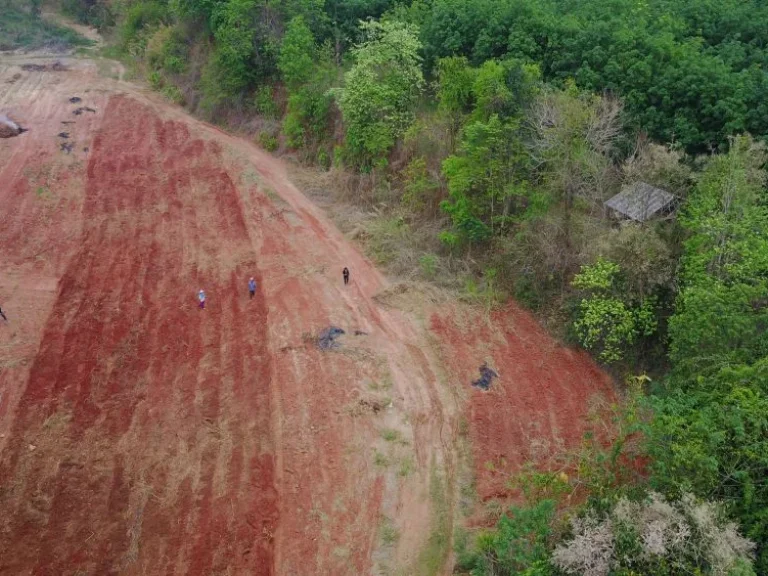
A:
[278, 15, 333, 148]
[332, 19, 424, 168]
[650, 135, 768, 572]
[278, 15, 315, 89]
[669, 135, 768, 379]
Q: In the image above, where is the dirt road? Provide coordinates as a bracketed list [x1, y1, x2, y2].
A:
[0, 53, 613, 574]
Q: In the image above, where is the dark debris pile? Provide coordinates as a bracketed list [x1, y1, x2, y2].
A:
[472, 362, 498, 391]
[317, 326, 345, 350]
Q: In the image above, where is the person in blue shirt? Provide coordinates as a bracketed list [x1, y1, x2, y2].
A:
[198, 289, 206, 310]
[248, 277, 257, 299]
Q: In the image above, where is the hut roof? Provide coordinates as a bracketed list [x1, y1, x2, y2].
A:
[605, 182, 675, 222]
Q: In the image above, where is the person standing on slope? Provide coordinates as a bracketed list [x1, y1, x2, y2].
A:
[198, 289, 206, 310]
[248, 277, 257, 299]
[342, 267, 350, 286]
[0, 306, 7, 322]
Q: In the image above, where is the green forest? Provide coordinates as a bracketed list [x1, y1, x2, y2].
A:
[24, 0, 768, 572]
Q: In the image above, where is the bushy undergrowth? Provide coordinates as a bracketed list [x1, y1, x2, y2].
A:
[1, 4, 92, 50]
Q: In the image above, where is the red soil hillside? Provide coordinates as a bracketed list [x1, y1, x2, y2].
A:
[0, 54, 614, 575]
[431, 303, 616, 503]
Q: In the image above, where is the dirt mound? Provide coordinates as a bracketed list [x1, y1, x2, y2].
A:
[20, 61, 67, 72]
[0, 114, 24, 137]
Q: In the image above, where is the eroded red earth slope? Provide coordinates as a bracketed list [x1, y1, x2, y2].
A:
[0, 56, 614, 575]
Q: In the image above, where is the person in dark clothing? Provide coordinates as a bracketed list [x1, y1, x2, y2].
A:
[248, 277, 257, 299]
[0, 306, 7, 322]
[342, 267, 350, 285]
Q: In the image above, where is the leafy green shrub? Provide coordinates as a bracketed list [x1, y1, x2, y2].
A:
[278, 16, 315, 88]
[254, 86, 279, 118]
[471, 59, 540, 123]
[571, 259, 658, 363]
[419, 254, 437, 279]
[462, 500, 557, 575]
[331, 20, 424, 168]
[147, 69, 163, 89]
[332, 145, 345, 169]
[316, 149, 330, 169]
[258, 131, 279, 152]
[201, 0, 267, 105]
[121, 1, 166, 48]
[438, 59, 539, 247]
[441, 117, 505, 245]
[278, 16, 333, 150]
[198, 54, 229, 114]
[573, 297, 641, 363]
[162, 84, 185, 105]
[436, 56, 475, 140]
[511, 274, 547, 312]
[146, 25, 187, 74]
[282, 105, 306, 149]
[669, 135, 768, 379]
[402, 157, 440, 214]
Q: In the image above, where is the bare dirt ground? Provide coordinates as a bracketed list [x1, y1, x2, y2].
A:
[0, 50, 615, 575]
[430, 303, 616, 507]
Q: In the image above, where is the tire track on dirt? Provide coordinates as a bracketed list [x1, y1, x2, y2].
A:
[226, 147, 460, 573]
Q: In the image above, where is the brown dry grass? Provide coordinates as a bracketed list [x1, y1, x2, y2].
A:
[288, 164, 467, 293]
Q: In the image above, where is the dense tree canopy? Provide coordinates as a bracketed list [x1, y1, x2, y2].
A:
[648, 136, 768, 572]
[79, 0, 768, 151]
[414, 0, 768, 152]
[332, 19, 424, 167]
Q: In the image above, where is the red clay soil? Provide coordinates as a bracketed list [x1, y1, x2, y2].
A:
[0, 55, 616, 575]
[0, 94, 279, 575]
[0, 59, 450, 575]
[431, 303, 616, 503]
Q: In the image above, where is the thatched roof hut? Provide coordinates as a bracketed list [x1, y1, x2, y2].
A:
[605, 182, 676, 222]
